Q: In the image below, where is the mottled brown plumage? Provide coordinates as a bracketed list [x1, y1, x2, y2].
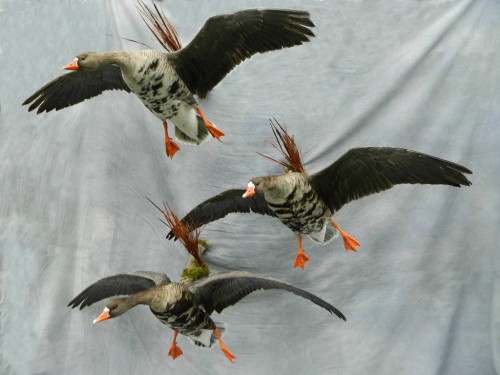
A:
[23, 8, 315, 158]
[168, 121, 472, 269]
[68, 270, 346, 362]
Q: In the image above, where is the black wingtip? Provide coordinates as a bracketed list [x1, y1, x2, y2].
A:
[461, 178, 472, 187]
[463, 167, 473, 175]
[23, 93, 42, 112]
[444, 164, 473, 187]
[149, 197, 176, 240]
[28, 102, 38, 112]
[336, 310, 347, 321]
[67, 298, 91, 310]
[166, 230, 176, 240]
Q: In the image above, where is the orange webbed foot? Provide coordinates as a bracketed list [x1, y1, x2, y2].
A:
[206, 123, 225, 141]
[214, 329, 235, 363]
[168, 344, 183, 360]
[163, 121, 180, 159]
[293, 237, 310, 269]
[220, 342, 236, 362]
[165, 138, 180, 159]
[331, 221, 360, 251]
[168, 331, 183, 360]
[293, 250, 310, 270]
[341, 232, 360, 251]
[196, 107, 224, 141]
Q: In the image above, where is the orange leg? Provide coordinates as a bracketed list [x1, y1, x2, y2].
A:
[196, 107, 224, 141]
[214, 328, 235, 363]
[163, 121, 180, 158]
[331, 220, 360, 251]
[168, 331, 183, 360]
[293, 236, 310, 270]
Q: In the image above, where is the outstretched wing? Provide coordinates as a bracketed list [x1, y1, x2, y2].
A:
[168, 8, 314, 98]
[68, 272, 171, 310]
[166, 189, 276, 240]
[310, 147, 472, 213]
[189, 271, 346, 321]
[23, 66, 131, 113]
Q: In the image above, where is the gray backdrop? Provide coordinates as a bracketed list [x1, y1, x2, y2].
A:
[1, 0, 499, 374]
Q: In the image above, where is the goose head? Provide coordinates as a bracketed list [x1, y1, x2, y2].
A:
[93, 297, 134, 324]
[242, 176, 279, 198]
[63, 52, 107, 71]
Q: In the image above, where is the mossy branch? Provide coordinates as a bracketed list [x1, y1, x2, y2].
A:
[147, 198, 205, 268]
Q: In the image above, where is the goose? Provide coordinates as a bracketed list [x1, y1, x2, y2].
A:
[166, 120, 472, 269]
[68, 270, 346, 362]
[22, 7, 315, 158]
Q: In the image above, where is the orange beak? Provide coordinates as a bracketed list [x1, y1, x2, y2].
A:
[63, 58, 79, 71]
[242, 185, 255, 198]
[93, 307, 110, 324]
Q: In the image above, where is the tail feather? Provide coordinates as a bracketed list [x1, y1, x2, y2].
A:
[174, 115, 211, 145]
[188, 322, 226, 349]
[308, 219, 339, 244]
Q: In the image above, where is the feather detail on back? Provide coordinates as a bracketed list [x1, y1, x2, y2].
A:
[258, 118, 305, 173]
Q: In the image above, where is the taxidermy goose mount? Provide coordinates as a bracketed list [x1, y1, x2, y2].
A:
[23, 2, 315, 158]
[167, 119, 472, 269]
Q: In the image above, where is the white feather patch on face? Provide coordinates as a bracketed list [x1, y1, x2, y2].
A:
[247, 181, 255, 189]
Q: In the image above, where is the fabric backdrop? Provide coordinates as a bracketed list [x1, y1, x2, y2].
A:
[1, 0, 499, 374]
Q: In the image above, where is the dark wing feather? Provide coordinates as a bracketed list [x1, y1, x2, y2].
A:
[67, 272, 171, 310]
[23, 66, 131, 114]
[189, 271, 345, 320]
[168, 8, 314, 98]
[166, 189, 276, 240]
[310, 147, 473, 213]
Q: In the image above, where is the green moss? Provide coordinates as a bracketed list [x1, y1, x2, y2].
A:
[181, 264, 210, 282]
[197, 238, 210, 250]
[180, 238, 211, 282]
